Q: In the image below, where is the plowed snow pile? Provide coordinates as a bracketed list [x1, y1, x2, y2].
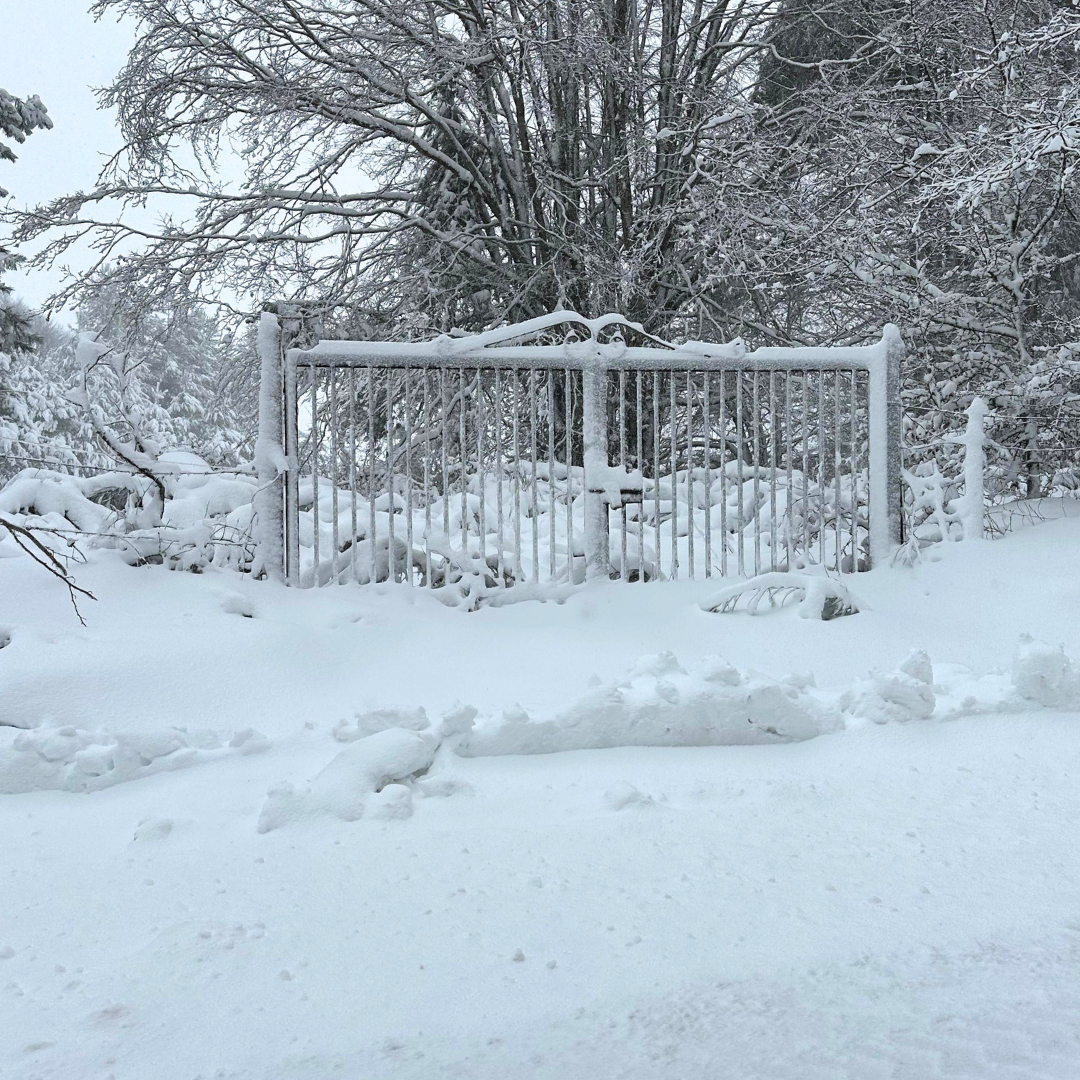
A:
[2, 502, 1080, 1079]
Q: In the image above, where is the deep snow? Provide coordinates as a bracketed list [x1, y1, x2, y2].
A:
[2, 502, 1080, 1078]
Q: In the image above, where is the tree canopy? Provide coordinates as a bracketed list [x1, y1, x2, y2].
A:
[3, 0, 1079, 373]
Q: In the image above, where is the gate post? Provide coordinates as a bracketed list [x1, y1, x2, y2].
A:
[868, 324, 904, 566]
[278, 304, 303, 585]
[254, 310, 286, 582]
[255, 303, 305, 584]
[582, 362, 610, 580]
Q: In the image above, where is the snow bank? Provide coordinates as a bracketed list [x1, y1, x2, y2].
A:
[455, 637, 1080, 760]
[257, 727, 439, 832]
[459, 652, 842, 756]
[0, 723, 270, 794]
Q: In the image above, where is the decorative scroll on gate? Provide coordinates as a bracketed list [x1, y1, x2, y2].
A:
[256, 311, 902, 594]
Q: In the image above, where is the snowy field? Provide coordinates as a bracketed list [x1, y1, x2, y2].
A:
[3, 505, 1080, 1079]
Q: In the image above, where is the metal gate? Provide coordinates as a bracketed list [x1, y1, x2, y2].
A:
[257, 312, 902, 592]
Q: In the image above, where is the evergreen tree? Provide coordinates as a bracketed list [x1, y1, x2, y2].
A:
[1, 86, 51, 354]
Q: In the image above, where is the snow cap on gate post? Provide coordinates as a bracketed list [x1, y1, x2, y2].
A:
[254, 309, 288, 581]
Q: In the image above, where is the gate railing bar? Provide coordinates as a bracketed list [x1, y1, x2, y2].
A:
[293, 343, 890, 372]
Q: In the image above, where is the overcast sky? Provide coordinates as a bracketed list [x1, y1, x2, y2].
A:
[3, 3, 135, 314]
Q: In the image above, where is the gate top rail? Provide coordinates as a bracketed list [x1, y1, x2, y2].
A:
[287, 310, 899, 372]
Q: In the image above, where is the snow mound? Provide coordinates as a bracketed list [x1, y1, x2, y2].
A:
[1011, 636, 1080, 709]
[0, 724, 270, 794]
[839, 649, 937, 725]
[133, 817, 176, 842]
[459, 653, 841, 757]
[257, 727, 439, 832]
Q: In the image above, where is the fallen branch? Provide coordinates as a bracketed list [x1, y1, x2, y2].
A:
[0, 515, 97, 625]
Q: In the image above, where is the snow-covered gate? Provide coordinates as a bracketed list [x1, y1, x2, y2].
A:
[257, 311, 903, 590]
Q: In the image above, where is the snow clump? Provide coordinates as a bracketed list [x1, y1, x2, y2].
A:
[839, 649, 936, 725]
[219, 590, 255, 618]
[257, 727, 439, 832]
[1011, 636, 1080, 709]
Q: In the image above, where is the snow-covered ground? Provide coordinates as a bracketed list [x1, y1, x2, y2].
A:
[2, 505, 1080, 1078]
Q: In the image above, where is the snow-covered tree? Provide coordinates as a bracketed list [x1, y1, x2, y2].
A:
[5, 0, 789, 334]
[680, 0, 1080, 494]
[1, 294, 257, 486]
[1, 86, 51, 354]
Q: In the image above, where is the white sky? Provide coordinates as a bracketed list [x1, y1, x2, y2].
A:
[2, 2, 135, 313]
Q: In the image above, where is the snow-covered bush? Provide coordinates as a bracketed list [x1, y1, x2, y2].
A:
[1, 316, 264, 583]
[0, 459, 259, 573]
[699, 572, 861, 620]
[1, 298, 257, 490]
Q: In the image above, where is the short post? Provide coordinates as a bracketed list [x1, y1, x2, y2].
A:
[582, 363, 610, 580]
[959, 396, 988, 541]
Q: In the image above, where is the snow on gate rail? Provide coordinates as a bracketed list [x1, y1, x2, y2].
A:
[256, 311, 903, 596]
